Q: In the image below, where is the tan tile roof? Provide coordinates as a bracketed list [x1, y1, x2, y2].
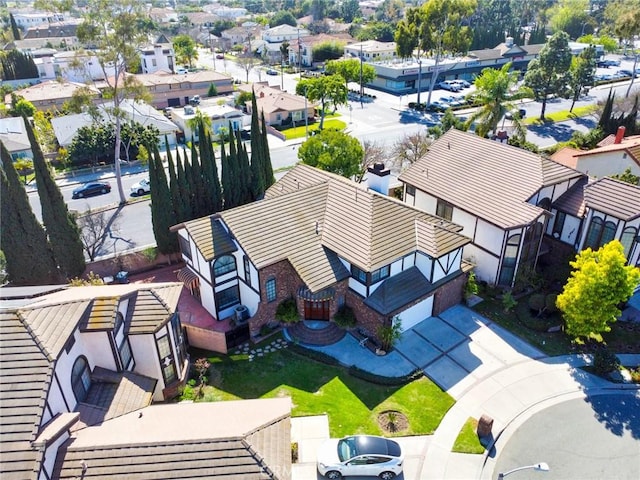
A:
[189, 165, 469, 293]
[53, 399, 291, 480]
[127, 285, 182, 334]
[584, 177, 640, 221]
[242, 83, 312, 114]
[8, 80, 100, 104]
[0, 311, 51, 480]
[185, 216, 238, 261]
[399, 129, 584, 229]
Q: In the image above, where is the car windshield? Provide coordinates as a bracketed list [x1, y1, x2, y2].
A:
[337, 437, 357, 462]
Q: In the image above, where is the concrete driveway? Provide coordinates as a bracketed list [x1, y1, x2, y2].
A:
[394, 305, 546, 399]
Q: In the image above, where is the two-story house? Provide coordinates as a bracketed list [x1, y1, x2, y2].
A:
[289, 33, 354, 68]
[174, 164, 471, 339]
[400, 129, 587, 287]
[138, 34, 175, 74]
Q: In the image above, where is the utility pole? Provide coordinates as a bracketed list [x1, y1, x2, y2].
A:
[298, 28, 302, 79]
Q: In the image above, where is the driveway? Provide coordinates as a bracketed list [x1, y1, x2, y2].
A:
[392, 305, 546, 399]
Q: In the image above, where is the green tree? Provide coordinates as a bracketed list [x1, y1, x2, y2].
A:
[67, 123, 114, 167]
[73, 0, 154, 204]
[610, 168, 640, 185]
[26, 117, 85, 279]
[296, 75, 347, 130]
[548, 0, 592, 39]
[221, 135, 240, 209]
[148, 144, 179, 254]
[166, 141, 189, 223]
[0, 141, 60, 285]
[342, 0, 361, 22]
[172, 34, 198, 68]
[0, 50, 38, 80]
[260, 111, 275, 190]
[249, 92, 266, 200]
[270, 10, 297, 27]
[207, 83, 218, 97]
[466, 62, 526, 138]
[325, 58, 376, 92]
[610, 0, 640, 97]
[395, 0, 476, 106]
[175, 147, 194, 220]
[298, 128, 364, 178]
[232, 127, 253, 206]
[568, 45, 596, 112]
[556, 241, 640, 343]
[9, 13, 22, 41]
[311, 41, 346, 62]
[524, 31, 572, 121]
[10, 96, 36, 117]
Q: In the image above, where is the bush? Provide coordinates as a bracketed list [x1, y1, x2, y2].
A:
[288, 343, 341, 365]
[465, 272, 479, 299]
[528, 294, 546, 314]
[333, 305, 356, 328]
[502, 292, 517, 312]
[347, 365, 423, 385]
[377, 316, 402, 351]
[593, 348, 620, 374]
[545, 294, 558, 314]
[275, 297, 299, 323]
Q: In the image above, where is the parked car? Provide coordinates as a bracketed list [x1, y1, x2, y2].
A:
[72, 181, 111, 199]
[317, 435, 403, 480]
[438, 80, 461, 92]
[216, 53, 224, 59]
[175, 67, 188, 74]
[130, 178, 150, 196]
[189, 95, 201, 105]
[266, 68, 278, 76]
[453, 79, 471, 88]
[426, 101, 448, 112]
[505, 108, 526, 119]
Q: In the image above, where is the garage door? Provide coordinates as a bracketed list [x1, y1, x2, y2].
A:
[398, 296, 434, 332]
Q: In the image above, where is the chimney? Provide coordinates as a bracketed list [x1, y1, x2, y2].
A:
[367, 162, 391, 195]
[505, 36, 514, 47]
[614, 126, 625, 144]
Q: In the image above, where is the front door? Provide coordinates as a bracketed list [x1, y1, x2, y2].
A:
[304, 300, 330, 320]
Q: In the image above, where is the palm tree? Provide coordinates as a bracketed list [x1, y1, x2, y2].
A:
[466, 62, 527, 139]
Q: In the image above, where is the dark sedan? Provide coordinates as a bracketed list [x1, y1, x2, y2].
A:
[72, 181, 111, 199]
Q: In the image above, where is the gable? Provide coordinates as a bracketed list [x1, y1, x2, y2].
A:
[584, 177, 640, 221]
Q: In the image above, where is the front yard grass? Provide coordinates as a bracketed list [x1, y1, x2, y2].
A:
[190, 340, 455, 438]
[281, 118, 347, 140]
[452, 417, 485, 454]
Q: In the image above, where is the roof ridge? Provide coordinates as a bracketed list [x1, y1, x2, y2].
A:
[16, 310, 54, 362]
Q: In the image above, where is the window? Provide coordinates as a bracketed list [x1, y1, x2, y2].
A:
[71, 356, 91, 402]
[552, 211, 566, 236]
[114, 312, 124, 334]
[119, 338, 133, 370]
[170, 313, 186, 369]
[537, 197, 552, 211]
[157, 335, 176, 384]
[406, 185, 416, 196]
[215, 285, 240, 310]
[243, 256, 251, 287]
[436, 199, 453, 221]
[213, 255, 236, 276]
[371, 265, 390, 283]
[351, 265, 367, 283]
[620, 227, 638, 258]
[584, 217, 617, 250]
[499, 234, 521, 286]
[265, 277, 277, 302]
[179, 236, 192, 260]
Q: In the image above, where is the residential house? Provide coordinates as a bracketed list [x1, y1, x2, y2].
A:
[169, 102, 246, 141]
[551, 127, 640, 178]
[0, 116, 32, 160]
[220, 25, 261, 52]
[138, 34, 176, 74]
[11, 11, 66, 30]
[240, 83, 315, 127]
[204, 4, 248, 20]
[50, 99, 179, 150]
[0, 283, 291, 480]
[6, 80, 101, 110]
[262, 24, 310, 44]
[174, 164, 471, 340]
[19, 19, 82, 50]
[400, 129, 587, 286]
[36, 50, 109, 82]
[147, 7, 179, 24]
[290, 33, 354, 68]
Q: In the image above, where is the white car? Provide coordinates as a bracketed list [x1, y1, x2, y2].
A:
[317, 435, 403, 479]
[130, 178, 150, 196]
[438, 80, 461, 92]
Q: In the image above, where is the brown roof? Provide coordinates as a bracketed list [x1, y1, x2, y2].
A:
[0, 311, 51, 480]
[399, 129, 585, 229]
[550, 146, 581, 169]
[53, 399, 291, 480]
[242, 83, 312, 114]
[574, 134, 640, 164]
[584, 177, 640, 221]
[8, 80, 100, 104]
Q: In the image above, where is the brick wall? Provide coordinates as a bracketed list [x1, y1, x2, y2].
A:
[183, 324, 228, 354]
[433, 273, 465, 315]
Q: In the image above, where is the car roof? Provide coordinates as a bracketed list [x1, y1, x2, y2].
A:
[352, 436, 401, 457]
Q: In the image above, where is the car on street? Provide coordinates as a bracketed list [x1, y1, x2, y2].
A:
[72, 181, 111, 199]
[216, 53, 224, 59]
[317, 435, 403, 479]
[130, 178, 150, 196]
[505, 108, 527, 119]
[266, 68, 278, 75]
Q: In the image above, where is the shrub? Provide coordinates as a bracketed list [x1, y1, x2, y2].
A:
[275, 297, 299, 323]
[502, 292, 517, 312]
[333, 305, 356, 328]
[592, 348, 620, 374]
[545, 293, 558, 313]
[465, 272, 479, 299]
[207, 83, 218, 97]
[528, 294, 546, 315]
[377, 316, 402, 351]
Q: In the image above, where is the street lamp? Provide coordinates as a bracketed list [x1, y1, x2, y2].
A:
[497, 462, 549, 480]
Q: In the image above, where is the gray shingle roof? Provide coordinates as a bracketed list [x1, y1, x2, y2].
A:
[584, 177, 640, 221]
[184, 165, 469, 293]
[364, 266, 433, 315]
[399, 129, 584, 229]
[553, 177, 587, 217]
[53, 399, 291, 480]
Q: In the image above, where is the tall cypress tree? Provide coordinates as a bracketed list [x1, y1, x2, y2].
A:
[207, 131, 222, 211]
[198, 126, 222, 213]
[249, 92, 265, 200]
[148, 144, 178, 254]
[235, 129, 253, 206]
[175, 147, 193, 220]
[166, 139, 188, 223]
[220, 137, 239, 209]
[26, 117, 85, 279]
[1, 141, 60, 285]
[260, 111, 275, 190]
[9, 13, 21, 41]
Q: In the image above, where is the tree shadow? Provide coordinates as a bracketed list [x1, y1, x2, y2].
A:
[526, 121, 579, 142]
[581, 393, 640, 440]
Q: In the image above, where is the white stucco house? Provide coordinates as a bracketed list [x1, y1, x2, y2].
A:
[400, 129, 588, 286]
[169, 103, 246, 142]
[138, 34, 176, 74]
[173, 164, 471, 340]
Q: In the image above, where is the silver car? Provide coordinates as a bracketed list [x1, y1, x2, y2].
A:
[317, 435, 404, 479]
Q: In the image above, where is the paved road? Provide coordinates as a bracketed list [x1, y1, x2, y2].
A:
[493, 393, 640, 480]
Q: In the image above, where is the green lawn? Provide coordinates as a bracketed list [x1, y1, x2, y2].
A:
[522, 104, 599, 125]
[190, 340, 455, 438]
[282, 118, 347, 140]
[452, 417, 485, 454]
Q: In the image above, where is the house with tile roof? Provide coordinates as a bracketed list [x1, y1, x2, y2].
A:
[1, 283, 293, 480]
[551, 127, 640, 178]
[6, 80, 101, 111]
[289, 33, 355, 68]
[0, 282, 189, 480]
[174, 164, 471, 339]
[239, 83, 315, 127]
[400, 129, 588, 286]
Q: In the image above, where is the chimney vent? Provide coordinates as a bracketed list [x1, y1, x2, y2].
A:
[366, 162, 391, 195]
[614, 126, 625, 144]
